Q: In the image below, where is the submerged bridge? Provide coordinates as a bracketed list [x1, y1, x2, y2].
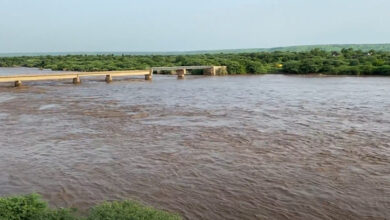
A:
[0, 70, 152, 87]
[152, 66, 227, 78]
[0, 66, 227, 87]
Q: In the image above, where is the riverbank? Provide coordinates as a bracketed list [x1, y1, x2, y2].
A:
[0, 194, 181, 220]
[0, 48, 389, 75]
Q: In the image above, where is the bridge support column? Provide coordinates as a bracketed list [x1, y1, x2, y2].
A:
[177, 69, 186, 79]
[204, 67, 216, 76]
[145, 69, 153, 80]
[73, 76, 81, 84]
[105, 75, 112, 83]
[14, 80, 22, 87]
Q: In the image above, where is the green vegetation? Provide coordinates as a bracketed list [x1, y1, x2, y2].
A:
[0, 48, 389, 75]
[0, 194, 181, 220]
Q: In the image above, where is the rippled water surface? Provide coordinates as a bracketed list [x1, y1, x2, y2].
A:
[0, 68, 389, 219]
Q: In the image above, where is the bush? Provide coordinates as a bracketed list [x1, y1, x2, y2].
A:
[0, 194, 47, 220]
[282, 61, 300, 73]
[359, 64, 374, 75]
[225, 61, 246, 74]
[298, 59, 322, 73]
[0, 194, 181, 220]
[335, 65, 360, 75]
[88, 201, 181, 220]
[373, 65, 390, 75]
[245, 61, 267, 74]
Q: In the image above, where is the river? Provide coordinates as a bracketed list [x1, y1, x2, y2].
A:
[0, 67, 389, 219]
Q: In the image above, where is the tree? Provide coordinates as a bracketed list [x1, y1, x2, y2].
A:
[225, 61, 246, 74]
[282, 61, 300, 73]
[246, 61, 267, 74]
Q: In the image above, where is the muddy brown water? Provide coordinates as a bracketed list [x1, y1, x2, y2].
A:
[0, 67, 389, 219]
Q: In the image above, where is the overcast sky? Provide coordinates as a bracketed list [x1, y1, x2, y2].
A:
[0, 0, 389, 53]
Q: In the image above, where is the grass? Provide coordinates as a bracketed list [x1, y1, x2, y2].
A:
[0, 194, 181, 220]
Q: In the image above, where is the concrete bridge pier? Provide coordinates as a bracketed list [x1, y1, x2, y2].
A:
[204, 66, 227, 75]
[105, 75, 112, 83]
[203, 67, 216, 76]
[145, 69, 152, 80]
[73, 76, 81, 84]
[177, 69, 186, 79]
[144, 69, 153, 80]
[14, 80, 22, 87]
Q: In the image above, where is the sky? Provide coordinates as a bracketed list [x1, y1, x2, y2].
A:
[0, 0, 389, 53]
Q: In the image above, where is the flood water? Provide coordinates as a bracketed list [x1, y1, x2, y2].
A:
[0, 67, 389, 219]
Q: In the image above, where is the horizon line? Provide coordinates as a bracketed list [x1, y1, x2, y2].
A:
[1, 43, 389, 56]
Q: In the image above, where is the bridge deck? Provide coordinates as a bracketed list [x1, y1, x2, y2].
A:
[152, 66, 214, 71]
[0, 66, 226, 86]
[0, 70, 150, 83]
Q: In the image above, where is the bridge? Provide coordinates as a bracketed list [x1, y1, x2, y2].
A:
[0, 70, 152, 87]
[152, 66, 227, 78]
[0, 66, 227, 87]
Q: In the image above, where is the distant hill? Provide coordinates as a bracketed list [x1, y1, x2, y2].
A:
[1, 44, 389, 57]
[266, 44, 390, 52]
[203, 44, 390, 53]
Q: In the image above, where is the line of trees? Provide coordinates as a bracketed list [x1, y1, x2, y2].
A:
[0, 48, 389, 75]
